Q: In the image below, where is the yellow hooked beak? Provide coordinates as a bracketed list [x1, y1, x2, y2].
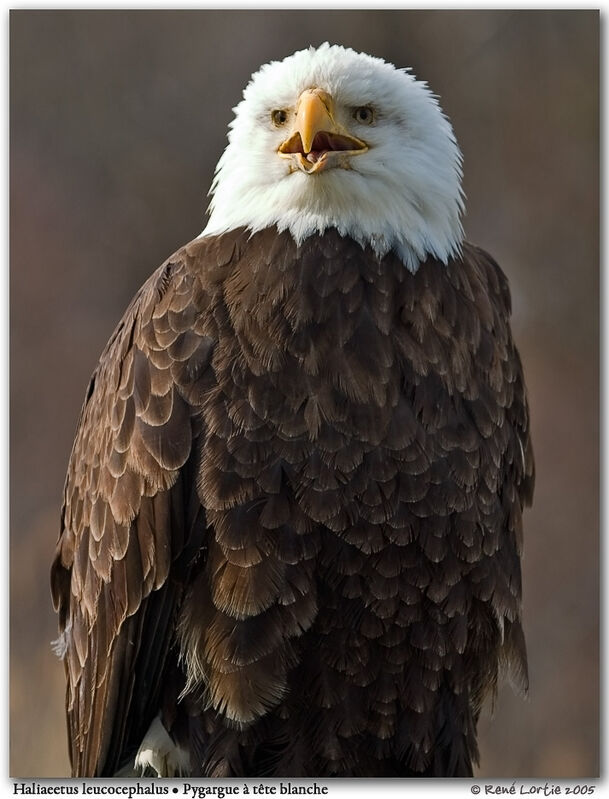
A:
[278, 88, 368, 174]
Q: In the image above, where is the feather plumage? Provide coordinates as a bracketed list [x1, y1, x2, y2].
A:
[52, 43, 533, 779]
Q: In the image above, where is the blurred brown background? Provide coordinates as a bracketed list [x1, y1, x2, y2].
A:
[10, 10, 599, 778]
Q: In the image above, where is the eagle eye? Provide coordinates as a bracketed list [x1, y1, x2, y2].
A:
[271, 109, 289, 127]
[353, 106, 374, 125]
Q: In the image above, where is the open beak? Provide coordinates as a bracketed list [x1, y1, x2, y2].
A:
[278, 89, 368, 174]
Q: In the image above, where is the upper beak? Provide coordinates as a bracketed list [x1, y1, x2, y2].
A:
[278, 88, 368, 173]
[295, 89, 335, 153]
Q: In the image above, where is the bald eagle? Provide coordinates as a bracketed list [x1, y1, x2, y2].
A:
[51, 43, 534, 778]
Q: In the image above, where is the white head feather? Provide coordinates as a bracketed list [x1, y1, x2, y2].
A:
[202, 43, 464, 273]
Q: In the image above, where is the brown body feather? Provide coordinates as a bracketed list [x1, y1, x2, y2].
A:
[51, 227, 534, 777]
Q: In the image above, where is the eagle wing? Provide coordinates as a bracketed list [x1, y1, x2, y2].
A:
[51, 245, 216, 776]
[461, 243, 534, 697]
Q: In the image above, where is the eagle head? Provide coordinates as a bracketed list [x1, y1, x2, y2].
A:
[203, 43, 464, 272]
